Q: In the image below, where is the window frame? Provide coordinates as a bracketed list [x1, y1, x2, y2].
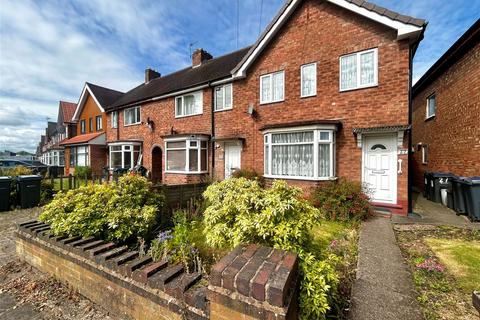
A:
[214, 84, 233, 112]
[89, 117, 93, 133]
[124, 106, 141, 126]
[108, 142, 142, 170]
[80, 120, 86, 134]
[421, 144, 428, 164]
[95, 115, 103, 131]
[164, 136, 208, 174]
[111, 111, 118, 128]
[300, 62, 317, 98]
[263, 126, 336, 181]
[259, 70, 285, 104]
[70, 145, 89, 167]
[175, 91, 203, 118]
[339, 48, 378, 92]
[426, 94, 436, 119]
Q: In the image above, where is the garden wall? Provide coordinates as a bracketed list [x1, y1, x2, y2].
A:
[15, 221, 298, 320]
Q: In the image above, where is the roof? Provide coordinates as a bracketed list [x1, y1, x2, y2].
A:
[59, 101, 77, 123]
[413, 19, 479, 97]
[47, 121, 57, 137]
[72, 83, 124, 121]
[59, 132, 103, 146]
[232, 0, 426, 77]
[108, 46, 251, 110]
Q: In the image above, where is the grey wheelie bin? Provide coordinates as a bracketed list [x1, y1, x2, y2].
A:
[17, 175, 42, 209]
[460, 177, 480, 221]
[0, 177, 12, 212]
[452, 176, 467, 214]
[430, 172, 456, 203]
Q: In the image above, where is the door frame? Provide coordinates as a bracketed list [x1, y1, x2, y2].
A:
[361, 133, 398, 204]
[224, 142, 242, 179]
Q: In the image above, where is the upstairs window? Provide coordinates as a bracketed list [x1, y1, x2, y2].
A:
[124, 106, 141, 126]
[340, 48, 378, 91]
[215, 84, 233, 111]
[111, 111, 118, 128]
[426, 94, 436, 119]
[165, 138, 208, 173]
[301, 63, 317, 97]
[175, 91, 203, 117]
[96, 115, 103, 131]
[89, 118, 93, 132]
[260, 71, 284, 104]
[80, 120, 86, 134]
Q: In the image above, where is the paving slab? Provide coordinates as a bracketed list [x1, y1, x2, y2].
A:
[349, 216, 423, 320]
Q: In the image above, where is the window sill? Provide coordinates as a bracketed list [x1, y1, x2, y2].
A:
[124, 122, 142, 127]
[165, 171, 208, 175]
[425, 115, 435, 122]
[214, 107, 233, 113]
[300, 93, 317, 99]
[174, 113, 204, 119]
[263, 175, 337, 181]
[259, 99, 285, 106]
[339, 84, 378, 93]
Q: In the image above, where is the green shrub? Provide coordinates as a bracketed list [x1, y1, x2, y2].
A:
[310, 179, 372, 222]
[74, 166, 92, 178]
[39, 175, 165, 243]
[231, 168, 265, 186]
[203, 178, 338, 319]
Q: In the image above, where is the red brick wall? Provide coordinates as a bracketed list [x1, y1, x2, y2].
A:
[90, 145, 107, 176]
[412, 41, 480, 190]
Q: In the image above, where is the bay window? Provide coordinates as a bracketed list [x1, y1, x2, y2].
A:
[340, 48, 378, 91]
[175, 91, 203, 117]
[215, 84, 233, 111]
[264, 128, 335, 180]
[260, 71, 284, 104]
[70, 146, 89, 166]
[165, 137, 208, 173]
[124, 106, 141, 126]
[109, 143, 141, 169]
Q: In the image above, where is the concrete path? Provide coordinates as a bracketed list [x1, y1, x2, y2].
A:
[391, 193, 480, 229]
[349, 216, 423, 320]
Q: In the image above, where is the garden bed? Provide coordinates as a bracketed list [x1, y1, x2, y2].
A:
[394, 225, 480, 319]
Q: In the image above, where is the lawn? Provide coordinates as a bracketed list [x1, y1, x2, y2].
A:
[395, 225, 480, 320]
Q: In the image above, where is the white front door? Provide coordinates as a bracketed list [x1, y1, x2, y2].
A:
[362, 134, 397, 204]
[224, 143, 241, 179]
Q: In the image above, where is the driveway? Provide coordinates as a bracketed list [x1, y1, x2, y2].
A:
[0, 208, 115, 320]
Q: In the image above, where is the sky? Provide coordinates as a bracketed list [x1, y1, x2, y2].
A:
[0, 0, 478, 153]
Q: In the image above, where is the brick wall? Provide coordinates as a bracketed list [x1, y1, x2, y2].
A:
[90, 145, 107, 176]
[412, 41, 480, 189]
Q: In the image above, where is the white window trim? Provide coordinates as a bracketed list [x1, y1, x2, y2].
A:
[165, 136, 208, 174]
[421, 144, 428, 164]
[300, 63, 317, 98]
[109, 142, 142, 169]
[339, 48, 378, 92]
[263, 126, 336, 181]
[259, 70, 285, 104]
[124, 106, 141, 126]
[96, 115, 103, 131]
[426, 94, 436, 119]
[111, 111, 118, 128]
[214, 83, 233, 112]
[175, 91, 203, 118]
[80, 120, 86, 133]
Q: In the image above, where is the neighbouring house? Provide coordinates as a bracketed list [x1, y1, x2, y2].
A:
[412, 19, 479, 190]
[60, 82, 123, 176]
[106, 0, 426, 215]
[40, 101, 77, 169]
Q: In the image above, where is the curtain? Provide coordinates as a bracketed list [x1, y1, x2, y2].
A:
[272, 131, 313, 143]
[215, 87, 223, 110]
[184, 95, 195, 115]
[273, 72, 284, 101]
[302, 64, 315, 96]
[341, 55, 357, 90]
[272, 145, 313, 177]
[261, 76, 271, 102]
[360, 52, 374, 85]
[318, 144, 330, 177]
[224, 84, 232, 108]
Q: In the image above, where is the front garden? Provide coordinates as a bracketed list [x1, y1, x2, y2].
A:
[37, 173, 371, 319]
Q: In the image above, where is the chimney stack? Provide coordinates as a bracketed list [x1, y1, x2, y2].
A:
[145, 68, 161, 84]
[192, 48, 212, 67]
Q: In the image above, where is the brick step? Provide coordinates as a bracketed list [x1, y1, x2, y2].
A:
[147, 264, 184, 290]
[18, 220, 40, 227]
[106, 250, 139, 269]
[88, 242, 116, 257]
[32, 226, 50, 234]
[75, 240, 105, 254]
[69, 236, 96, 248]
[59, 236, 82, 247]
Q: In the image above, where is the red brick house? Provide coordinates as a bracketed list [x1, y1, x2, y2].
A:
[61, 82, 123, 176]
[106, 0, 426, 215]
[412, 20, 479, 190]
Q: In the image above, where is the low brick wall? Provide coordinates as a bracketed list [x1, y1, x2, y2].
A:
[15, 221, 299, 320]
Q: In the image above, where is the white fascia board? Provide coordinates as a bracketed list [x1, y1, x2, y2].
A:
[72, 83, 105, 121]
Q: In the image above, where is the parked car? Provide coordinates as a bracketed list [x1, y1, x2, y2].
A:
[0, 159, 48, 175]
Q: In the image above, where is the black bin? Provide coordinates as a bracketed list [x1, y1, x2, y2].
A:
[430, 172, 456, 203]
[460, 177, 480, 222]
[17, 175, 42, 209]
[452, 176, 467, 214]
[0, 177, 12, 212]
[446, 179, 455, 210]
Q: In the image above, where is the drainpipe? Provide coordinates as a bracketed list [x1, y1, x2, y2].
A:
[210, 84, 215, 180]
[408, 46, 414, 214]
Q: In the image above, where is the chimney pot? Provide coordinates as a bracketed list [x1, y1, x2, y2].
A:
[145, 68, 161, 84]
[192, 48, 212, 67]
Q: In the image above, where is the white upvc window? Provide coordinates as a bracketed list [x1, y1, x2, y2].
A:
[214, 84, 233, 111]
[70, 145, 89, 167]
[426, 94, 436, 119]
[124, 106, 141, 126]
[175, 91, 203, 117]
[260, 70, 284, 104]
[340, 48, 378, 91]
[263, 128, 335, 180]
[421, 144, 428, 164]
[301, 63, 317, 97]
[165, 137, 208, 173]
[111, 111, 118, 128]
[96, 115, 103, 131]
[109, 143, 142, 169]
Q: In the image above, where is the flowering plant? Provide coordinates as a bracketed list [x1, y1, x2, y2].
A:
[416, 258, 445, 273]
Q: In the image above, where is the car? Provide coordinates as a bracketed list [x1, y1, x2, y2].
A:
[0, 159, 48, 175]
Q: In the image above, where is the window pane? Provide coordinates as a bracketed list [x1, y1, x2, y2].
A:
[340, 55, 357, 90]
[360, 51, 374, 85]
[273, 72, 284, 101]
[301, 64, 316, 96]
[428, 96, 436, 116]
[201, 141, 207, 148]
[272, 144, 314, 177]
[272, 131, 313, 143]
[319, 131, 330, 141]
[264, 145, 269, 174]
[124, 151, 132, 168]
[201, 149, 207, 171]
[111, 152, 122, 168]
[215, 87, 224, 110]
[225, 84, 232, 108]
[176, 97, 183, 115]
[261, 76, 271, 102]
[133, 151, 140, 166]
[189, 141, 198, 147]
[167, 141, 186, 149]
[136, 107, 140, 122]
[167, 150, 186, 171]
[111, 145, 121, 151]
[189, 149, 199, 171]
[318, 144, 331, 177]
[184, 95, 195, 115]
